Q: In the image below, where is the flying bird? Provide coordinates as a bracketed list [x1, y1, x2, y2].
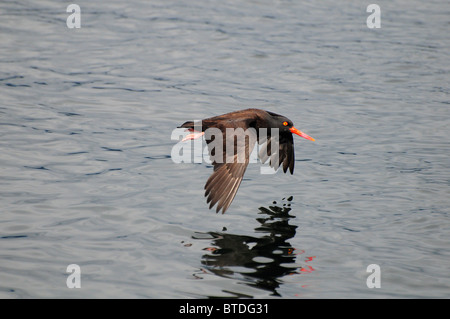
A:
[178, 108, 314, 214]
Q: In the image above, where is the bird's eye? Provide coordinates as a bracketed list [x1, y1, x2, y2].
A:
[283, 121, 288, 126]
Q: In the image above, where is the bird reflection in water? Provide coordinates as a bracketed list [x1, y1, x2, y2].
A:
[192, 196, 315, 297]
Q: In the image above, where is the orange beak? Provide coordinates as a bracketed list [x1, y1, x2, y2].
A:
[290, 127, 315, 141]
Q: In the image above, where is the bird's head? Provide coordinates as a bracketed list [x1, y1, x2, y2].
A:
[276, 115, 315, 141]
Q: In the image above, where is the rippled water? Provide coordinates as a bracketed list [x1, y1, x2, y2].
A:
[0, 0, 449, 298]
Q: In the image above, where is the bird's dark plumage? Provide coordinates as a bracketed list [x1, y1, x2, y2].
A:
[178, 108, 314, 214]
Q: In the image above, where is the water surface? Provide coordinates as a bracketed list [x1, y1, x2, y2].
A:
[0, 0, 449, 298]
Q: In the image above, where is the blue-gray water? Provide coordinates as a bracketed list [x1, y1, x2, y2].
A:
[1, 0, 449, 298]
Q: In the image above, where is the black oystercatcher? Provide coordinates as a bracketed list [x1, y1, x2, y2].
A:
[178, 108, 314, 214]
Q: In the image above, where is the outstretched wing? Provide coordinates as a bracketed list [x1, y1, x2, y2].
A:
[204, 123, 258, 214]
[258, 131, 295, 174]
